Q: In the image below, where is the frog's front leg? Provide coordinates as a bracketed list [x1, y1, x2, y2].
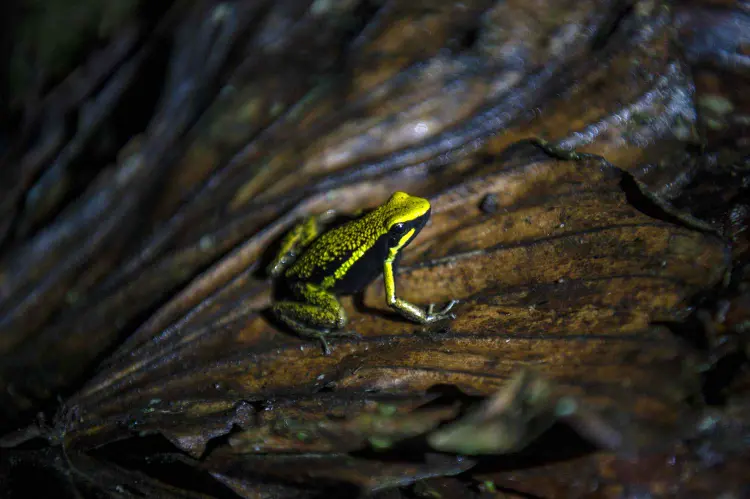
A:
[272, 282, 358, 354]
[382, 258, 457, 324]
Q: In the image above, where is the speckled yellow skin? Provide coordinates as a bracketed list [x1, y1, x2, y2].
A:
[268, 192, 457, 354]
[286, 192, 428, 286]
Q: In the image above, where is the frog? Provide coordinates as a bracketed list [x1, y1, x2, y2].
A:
[267, 191, 458, 354]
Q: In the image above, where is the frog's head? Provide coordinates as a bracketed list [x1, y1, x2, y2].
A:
[382, 191, 431, 250]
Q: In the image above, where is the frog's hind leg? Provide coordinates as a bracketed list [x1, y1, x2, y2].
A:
[272, 283, 358, 354]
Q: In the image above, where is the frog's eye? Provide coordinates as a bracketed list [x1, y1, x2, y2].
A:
[391, 222, 407, 235]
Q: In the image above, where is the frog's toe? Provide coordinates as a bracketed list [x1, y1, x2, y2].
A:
[434, 300, 458, 318]
[436, 311, 457, 321]
[429, 299, 458, 319]
[442, 299, 459, 314]
[316, 335, 332, 356]
[313, 330, 360, 355]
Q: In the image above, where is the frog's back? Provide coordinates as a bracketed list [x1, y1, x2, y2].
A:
[284, 192, 431, 294]
[285, 217, 388, 294]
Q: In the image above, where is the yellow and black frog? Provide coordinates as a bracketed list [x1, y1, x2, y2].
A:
[267, 192, 457, 354]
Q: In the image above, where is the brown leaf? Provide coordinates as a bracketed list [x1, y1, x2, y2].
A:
[2, 0, 749, 496]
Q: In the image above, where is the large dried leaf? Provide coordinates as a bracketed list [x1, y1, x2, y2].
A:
[52, 147, 725, 476]
[1, 0, 749, 497]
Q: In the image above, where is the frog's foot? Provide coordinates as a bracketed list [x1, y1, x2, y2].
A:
[310, 329, 360, 355]
[296, 328, 335, 356]
[313, 333, 332, 356]
[426, 300, 459, 321]
[277, 315, 359, 355]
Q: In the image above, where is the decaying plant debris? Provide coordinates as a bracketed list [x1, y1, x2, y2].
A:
[1, 0, 748, 497]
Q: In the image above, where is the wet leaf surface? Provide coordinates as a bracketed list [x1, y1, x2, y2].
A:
[1, 0, 749, 497]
